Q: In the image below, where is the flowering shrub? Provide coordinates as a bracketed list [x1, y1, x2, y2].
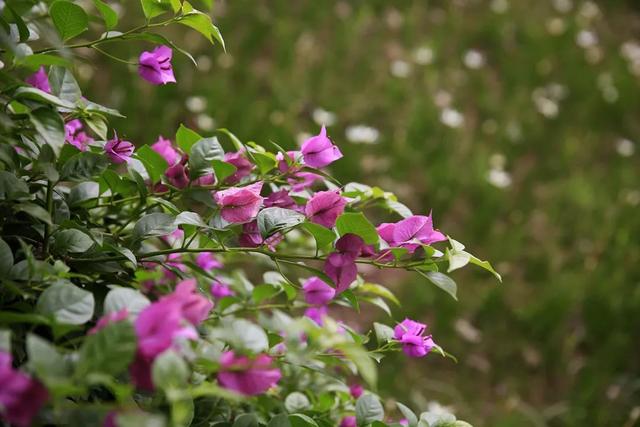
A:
[0, 2, 500, 427]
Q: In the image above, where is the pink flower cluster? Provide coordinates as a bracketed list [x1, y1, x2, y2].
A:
[393, 318, 435, 358]
[0, 352, 48, 427]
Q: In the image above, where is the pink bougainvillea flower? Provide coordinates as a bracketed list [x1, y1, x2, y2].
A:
[289, 171, 323, 192]
[26, 66, 51, 93]
[238, 220, 283, 251]
[211, 279, 235, 299]
[305, 190, 346, 228]
[214, 182, 263, 223]
[0, 352, 49, 427]
[276, 150, 301, 173]
[196, 252, 223, 271]
[165, 156, 190, 189]
[88, 308, 129, 335]
[399, 419, 409, 426]
[217, 351, 281, 396]
[264, 189, 298, 210]
[335, 234, 365, 257]
[339, 416, 357, 427]
[301, 126, 343, 168]
[161, 279, 213, 326]
[151, 136, 180, 166]
[324, 252, 357, 293]
[138, 45, 176, 85]
[377, 214, 446, 253]
[393, 318, 435, 358]
[304, 305, 328, 326]
[65, 119, 92, 151]
[104, 134, 135, 164]
[193, 173, 216, 187]
[349, 383, 364, 399]
[302, 276, 336, 306]
[224, 151, 254, 184]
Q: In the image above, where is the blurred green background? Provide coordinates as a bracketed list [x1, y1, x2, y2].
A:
[81, 1, 640, 425]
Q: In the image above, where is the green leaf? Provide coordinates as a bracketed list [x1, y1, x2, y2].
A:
[17, 53, 72, 70]
[92, 0, 118, 30]
[0, 171, 29, 200]
[135, 145, 169, 184]
[152, 350, 189, 389]
[268, 414, 291, 427]
[37, 282, 95, 325]
[252, 151, 277, 174]
[359, 283, 400, 305]
[211, 319, 268, 353]
[26, 334, 70, 381]
[257, 207, 305, 238]
[68, 182, 99, 206]
[396, 403, 418, 427]
[104, 287, 150, 316]
[176, 123, 202, 152]
[14, 203, 53, 225]
[189, 137, 224, 178]
[175, 211, 207, 227]
[77, 320, 136, 376]
[48, 66, 82, 103]
[336, 212, 379, 245]
[140, 0, 176, 19]
[6, 5, 30, 42]
[212, 159, 237, 182]
[84, 114, 108, 140]
[469, 255, 502, 282]
[50, 1, 89, 41]
[415, 270, 457, 301]
[61, 152, 109, 181]
[133, 213, 176, 240]
[252, 284, 280, 303]
[284, 392, 311, 412]
[30, 107, 65, 155]
[116, 412, 167, 427]
[233, 414, 259, 427]
[337, 343, 377, 387]
[288, 414, 318, 427]
[302, 222, 336, 251]
[356, 394, 384, 426]
[0, 238, 13, 276]
[373, 322, 395, 344]
[53, 229, 94, 253]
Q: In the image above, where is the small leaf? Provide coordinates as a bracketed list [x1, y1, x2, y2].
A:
[233, 414, 259, 427]
[302, 222, 336, 251]
[257, 207, 305, 238]
[336, 212, 379, 245]
[373, 322, 395, 344]
[50, 1, 89, 41]
[135, 145, 169, 184]
[252, 284, 280, 303]
[92, 0, 118, 30]
[212, 159, 236, 182]
[14, 203, 52, 225]
[176, 123, 202, 152]
[415, 270, 457, 301]
[189, 137, 225, 178]
[356, 394, 384, 426]
[37, 282, 95, 325]
[396, 402, 418, 427]
[30, 107, 65, 155]
[175, 211, 207, 227]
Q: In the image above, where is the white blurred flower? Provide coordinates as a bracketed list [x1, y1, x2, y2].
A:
[196, 114, 215, 131]
[489, 153, 507, 169]
[440, 108, 464, 128]
[491, 0, 509, 14]
[312, 108, 337, 127]
[487, 168, 512, 189]
[413, 46, 434, 65]
[196, 55, 212, 72]
[552, 0, 572, 13]
[546, 18, 566, 36]
[616, 138, 635, 157]
[345, 125, 380, 144]
[463, 49, 485, 69]
[455, 319, 482, 343]
[579, 1, 600, 20]
[217, 53, 234, 69]
[625, 190, 640, 206]
[532, 84, 566, 118]
[186, 96, 207, 113]
[426, 402, 455, 417]
[434, 90, 452, 108]
[576, 30, 598, 48]
[390, 60, 411, 78]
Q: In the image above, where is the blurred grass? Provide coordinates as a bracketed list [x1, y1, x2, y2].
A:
[83, 0, 640, 425]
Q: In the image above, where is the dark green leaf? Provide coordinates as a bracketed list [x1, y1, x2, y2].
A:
[133, 213, 176, 240]
[14, 203, 52, 225]
[267, 414, 291, 427]
[53, 229, 94, 253]
[189, 137, 224, 178]
[0, 238, 13, 276]
[175, 211, 207, 227]
[135, 145, 169, 184]
[0, 171, 29, 200]
[257, 207, 305, 238]
[288, 414, 318, 427]
[61, 152, 109, 181]
[356, 394, 384, 426]
[49, 66, 82, 103]
[92, 0, 118, 30]
[30, 107, 65, 155]
[233, 414, 259, 427]
[17, 53, 72, 69]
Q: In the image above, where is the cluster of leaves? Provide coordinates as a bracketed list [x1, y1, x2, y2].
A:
[0, 2, 498, 427]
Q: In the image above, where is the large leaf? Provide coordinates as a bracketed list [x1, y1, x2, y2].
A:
[355, 394, 384, 426]
[133, 213, 176, 240]
[257, 207, 305, 238]
[53, 229, 94, 253]
[302, 222, 336, 251]
[37, 282, 95, 325]
[415, 270, 457, 301]
[189, 137, 224, 178]
[152, 350, 189, 389]
[135, 145, 169, 184]
[49, 66, 82, 103]
[0, 171, 29, 200]
[0, 238, 13, 276]
[176, 123, 202, 152]
[336, 212, 379, 245]
[61, 152, 109, 181]
[26, 334, 70, 381]
[30, 107, 65, 155]
[140, 0, 179, 19]
[77, 320, 136, 376]
[104, 287, 150, 316]
[50, 1, 89, 41]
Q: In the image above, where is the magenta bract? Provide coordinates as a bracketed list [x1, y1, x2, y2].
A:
[105, 136, 135, 164]
[0, 352, 49, 427]
[305, 190, 347, 228]
[26, 66, 51, 93]
[214, 182, 264, 223]
[138, 45, 176, 85]
[302, 276, 336, 305]
[217, 351, 281, 396]
[301, 126, 343, 168]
